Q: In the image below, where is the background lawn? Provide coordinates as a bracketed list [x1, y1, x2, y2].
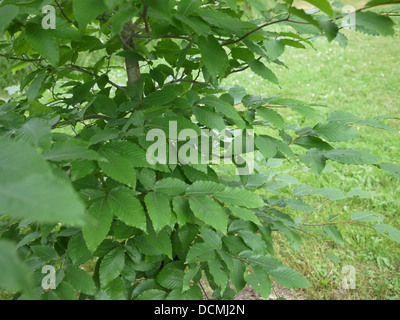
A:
[223, 9, 400, 299]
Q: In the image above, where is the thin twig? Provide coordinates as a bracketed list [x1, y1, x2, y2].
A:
[54, 0, 74, 23]
[301, 221, 374, 229]
[0, 54, 43, 62]
[60, 65, 127, 94]
[199, 281, 210, 300]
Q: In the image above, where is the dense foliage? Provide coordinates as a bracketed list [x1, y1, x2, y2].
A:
[0, 0, 399, 300]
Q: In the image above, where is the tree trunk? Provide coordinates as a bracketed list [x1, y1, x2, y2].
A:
[120, 21, 141, 88]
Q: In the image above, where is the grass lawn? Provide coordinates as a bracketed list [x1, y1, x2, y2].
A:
[224, 20, 400, 299]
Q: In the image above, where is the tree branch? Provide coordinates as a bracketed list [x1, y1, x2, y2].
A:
[54, 0, 74, 23]
[0, 54, 43, 62]
[59, 65, 128, 94]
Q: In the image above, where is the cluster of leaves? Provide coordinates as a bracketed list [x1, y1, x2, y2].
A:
[0, 0, 400, 300]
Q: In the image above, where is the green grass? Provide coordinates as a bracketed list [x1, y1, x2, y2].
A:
[224, 23, 400, 299]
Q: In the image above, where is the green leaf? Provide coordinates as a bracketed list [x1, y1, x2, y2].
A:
[200, 227, 222, 250]
[263, 39, 285, 61]
[54, 282, 76, 300]
[271, 98, 321, 121]
[172, 196, 194, 226]
[324, 226, 344, 246]
[248, 60, 279, 85]
[325, 253, 341, 264]
[293, 136, 333, 150]
[380, 163, 400, 179]
[145, 227, 173, 259]
[67, 233, 92, 265]
[230, 260, 246, 293]
[100, 141, 151, 168]
[268, 266, 311, 289]
[111, 4, 138, 36]
[31, 245, 59, 262]
[214, 187, 264, 209]
[315, 187, 347, 200]
[108, 189, 147, 231]
[71, 80, 96, 105]
[201, 96, 245, 127]
[99, 149, 136, 188]
[257, 108, 284, 130]
[284, 198, 314, 212]
[0, 137, 85, 225]
[103, 276, 125, 300]
[156, 263, 184, 289]
[366, 0, 400, 4]
[143, 86, 180, 107]
[185, 243, 216, 263]
[198, 35, 228, 78]
[324, 149, 380, 165]
[229, 205, 261, 225]
[15, 118, 51, 150]
[65, 268, 97, 296]
[136, 289, 167, 300]
[374, 224, 400, 243]
[28, 99, 54, 115]
[25, 22, 59, 66]
[193, 106, 226, 131]
[174, 14, 210, 37]
[93, 95, 117, 118]
[154, 178, 188, 195]
[82, 198, 113, 252]
[299, 149, 326, 175]
[208, 259, 228, 292]
[100, 247, 125, 287]
[73, 0, 107, 29]
[313, 121, 358, 142]
[26, 72, 46, 100]
[144, 192, 172, 233]
[177, 0, 201, 16]
[257, 134, 295, 159]
[0, 240, 31, 291]
[244, 266, 271, 299]
[183, 267, 201, 291]
[304, 0, 333, 17]
[238, 251, 282, 271]
[239, 230, 267, 253]
[51, 19, 81, 42]
[188, 195, 227, 233]
[327, 110, 359, 123]
[356, 12, 395, 36]
[221, 0, 237, 10]
[255, 135, 277, 159]
[186, 181, 226, 195]
[44, 145, 101, 162]
[351, 211, 384, 222]
[231, 47, 255, 61]
[320, 20, 339, 42]
[199, 9, 255, 36]
[89, 129, 119, 145]
[0, 5, 19, 34]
